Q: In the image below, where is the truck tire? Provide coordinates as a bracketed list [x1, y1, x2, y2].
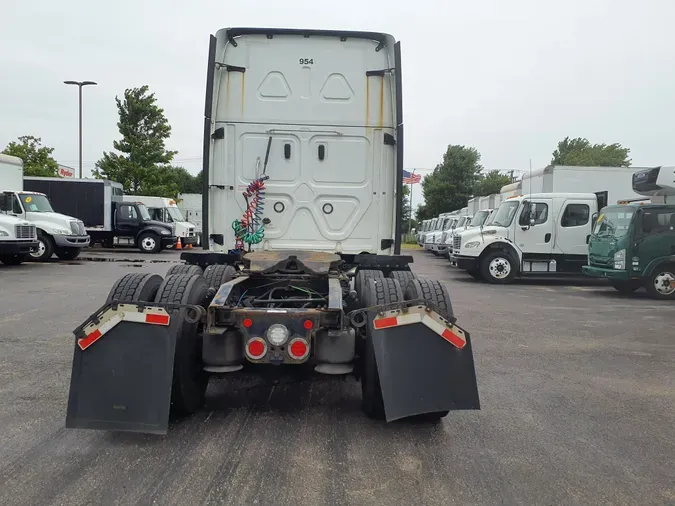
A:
[0, 254, 26, 266]
[480, 251, 517, 284]
[155, 274, 209, 415]
[203, 264, 237, 289]
[467, 268, 483, 281]
[167, 264, 203, 277]
[138, 232, 161, 254]
[55, 247, 81, 261]
[389, 270, 416, 291]
[645, 264, 675, 300]
[404, 278, 454, 319]
[29, 232, 54, 262]
[360, 278, 403, 420]
[106, 272, 164, 304]
[355, 269, 385, 306]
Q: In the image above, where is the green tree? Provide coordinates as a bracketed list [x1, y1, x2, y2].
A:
[94, 85, 178, 195]
[474, 170, 512, 197]
[552, 136, 631, 167]
[421, 145, 483, 218]
[2, 135, 59, 177]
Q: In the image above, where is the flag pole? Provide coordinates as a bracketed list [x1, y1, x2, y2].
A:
[408, 169, 415, 240]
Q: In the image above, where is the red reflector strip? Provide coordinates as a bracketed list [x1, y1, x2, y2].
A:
[78, 329, 102, 351]
[441, 328, 466, 349]
[373, 316, 398, 329]
[145, 313, 170, 325]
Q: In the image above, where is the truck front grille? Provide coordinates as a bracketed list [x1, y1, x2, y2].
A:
[15, 225, 36, 239]
[70, 221, 86, 235]
[453, 236, 461, 250]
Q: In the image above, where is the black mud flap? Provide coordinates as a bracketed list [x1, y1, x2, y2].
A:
[366, 308, 480, 422]
[65, 305, 181, 435]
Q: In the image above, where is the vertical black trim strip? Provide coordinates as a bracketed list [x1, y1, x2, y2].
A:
[202, 34, 217, 250]
[393, 41, 404, 255]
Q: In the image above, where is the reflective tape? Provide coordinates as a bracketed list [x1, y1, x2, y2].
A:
[372, 306, 467, 349]
[78, 304, 171, 351]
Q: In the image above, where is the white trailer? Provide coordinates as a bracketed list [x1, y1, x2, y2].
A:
[500, 181, 521, 199]
[177, 193, 203, 244]
[0, 154, 89, 261]
[467, 197, 479, 215]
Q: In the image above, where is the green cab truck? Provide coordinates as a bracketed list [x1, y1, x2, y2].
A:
[583, 166, 675, 299]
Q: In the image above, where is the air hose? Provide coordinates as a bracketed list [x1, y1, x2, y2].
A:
[232, 136, 273, 251]
[232, 176, 269, 249]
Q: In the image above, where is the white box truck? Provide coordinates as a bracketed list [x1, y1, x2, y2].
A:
[0, 154, 89, 261]
[177, 193, 203, 245]
[451, 166, 650, 283]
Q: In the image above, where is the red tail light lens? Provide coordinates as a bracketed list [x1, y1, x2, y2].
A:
[242, 318, 253, 328]
[303, 319, 313, 330]
[246, 338, 266, 360]
[288, 338, 309, 360]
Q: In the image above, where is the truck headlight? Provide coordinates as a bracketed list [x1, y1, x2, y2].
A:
[267, 324, 290, 346]
[160, 229, 171, 235]
[0, 230, 8, 237]
[614, 249, 626, 270]
[465, 241, 481, 248]
[52, 228, 71, 235]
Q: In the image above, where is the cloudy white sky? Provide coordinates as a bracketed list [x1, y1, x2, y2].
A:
[3, 0, 675, 206]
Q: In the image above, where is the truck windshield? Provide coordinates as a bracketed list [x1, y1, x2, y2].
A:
[470, 210, 490, 227]
[168, 207, 185, 222]
[592, 208, 635, 238]
[19, 194, 54, 213]
[137, 204, 152, 221]
[491, 201, 520, 227]
[456, 217, 467, 228]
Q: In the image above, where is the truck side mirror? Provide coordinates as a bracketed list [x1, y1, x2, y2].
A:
[0, 193, 8, 212]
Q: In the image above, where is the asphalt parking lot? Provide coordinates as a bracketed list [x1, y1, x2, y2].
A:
[0, 249, 673, 506]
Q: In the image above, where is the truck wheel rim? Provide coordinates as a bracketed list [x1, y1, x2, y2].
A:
[30, 240, 46, 258]
[489, 257, 511, 279]
[142, 237, 156, 251]
[653, 271, 675, 295]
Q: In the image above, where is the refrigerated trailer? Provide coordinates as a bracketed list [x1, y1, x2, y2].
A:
[62, 27, 480, 434]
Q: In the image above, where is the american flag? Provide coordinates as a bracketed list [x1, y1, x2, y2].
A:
[402, 169, 421, 184]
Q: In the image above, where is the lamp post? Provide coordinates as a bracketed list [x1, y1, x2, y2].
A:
[64, 80, 97, 178]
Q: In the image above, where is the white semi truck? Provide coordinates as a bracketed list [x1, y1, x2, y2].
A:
[122, 195, 198, 247]
[177, 193, 203, 245]
[0, 154, 89, 261]
[62, 27, 480, 434]
[451, 166, 649, 282]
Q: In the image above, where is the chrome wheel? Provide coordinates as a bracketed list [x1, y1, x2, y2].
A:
[488, 257, 511, 280]
[141, 236, 157, 252]
[29, 239, 46, 259]
[653, 271, 675, 296]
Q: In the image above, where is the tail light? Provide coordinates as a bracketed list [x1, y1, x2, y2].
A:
[288, 338, 309, 361]
[246, 337, 267, 360]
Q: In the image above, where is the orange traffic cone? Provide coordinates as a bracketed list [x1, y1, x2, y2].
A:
[176, 238, 182, 249]
[186, 243, 192, 249]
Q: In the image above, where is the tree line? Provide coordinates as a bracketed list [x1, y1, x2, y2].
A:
[415, 138, 631, 222]
[2, 85, 201, 199]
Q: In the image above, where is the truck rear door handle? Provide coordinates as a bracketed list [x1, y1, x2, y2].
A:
[586, 234, 590, 244]
[545, 233, 551, 243]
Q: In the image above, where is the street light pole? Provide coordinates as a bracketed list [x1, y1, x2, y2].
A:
[64, 80, 97, 178]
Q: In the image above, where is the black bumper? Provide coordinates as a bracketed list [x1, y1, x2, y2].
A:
[0, 240, 39, 255]
[450, 255, 479, 271]
[161, 236, 176, 248]
[181, 236, 198, 245]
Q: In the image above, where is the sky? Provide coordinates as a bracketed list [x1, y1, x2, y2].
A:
[3, 0, 675, 208]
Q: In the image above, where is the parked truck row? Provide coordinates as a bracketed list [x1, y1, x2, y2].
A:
[0, 153, 202, 264]
[421, 164, 675, 299]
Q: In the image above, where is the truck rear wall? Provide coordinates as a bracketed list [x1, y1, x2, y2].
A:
[205, 28, 400, 254]
[0, 154, 24, 191]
